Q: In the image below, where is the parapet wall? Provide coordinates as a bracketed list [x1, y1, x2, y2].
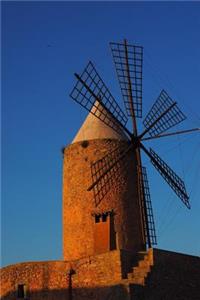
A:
[0, 260, 69, 300]
[1, 248, 199, 300]
[0, 250, 125, 300]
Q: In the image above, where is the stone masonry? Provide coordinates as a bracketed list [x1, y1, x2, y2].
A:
[62, 139, 145, 261]
[1, 248, 199, 300]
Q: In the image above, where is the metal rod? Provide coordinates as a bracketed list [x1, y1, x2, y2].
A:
[124, 39, 138, 136]
[74, 73, 132, 138]
[142, 127, 200, 141]
[139, 102, 177, 139]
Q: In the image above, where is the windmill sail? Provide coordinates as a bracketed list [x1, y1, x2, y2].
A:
[110, 41, 143, 119]
[143, 90, 186, 137]
[141, 145, 190, 209]
[70, 61, 129, 136]
[138, 166, 157, 246]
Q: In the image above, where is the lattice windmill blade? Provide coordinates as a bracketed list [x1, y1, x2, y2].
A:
[88, 143, 133, 206]
[70, 61, 131, 137]
[69, 41, 195, 252]
[140, 144, 190, 209]
[110, 40, 143, 121]
[138, 166, 157, 246]
[143, 90, 186, 137]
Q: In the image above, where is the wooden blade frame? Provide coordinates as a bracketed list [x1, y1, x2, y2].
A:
[70, 61, 131, 137]
[110, 40, 143, 121]
[143, 90, 186, 137]
[138, 166, 157, 246]
[141, 144, 190, 209]
[110, 39, 152, 247]
[142, 127, 200, 141]
[139, 102, 177, 139]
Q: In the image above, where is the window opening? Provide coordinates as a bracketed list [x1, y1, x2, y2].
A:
[102, 214, 107, 222]
[17, 284, 26, 299]
[95, 215, 100, 223]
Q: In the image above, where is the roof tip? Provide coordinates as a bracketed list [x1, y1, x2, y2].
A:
[72, 101, 128, 143]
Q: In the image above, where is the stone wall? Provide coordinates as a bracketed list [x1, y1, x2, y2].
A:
[62, 139, 145, 262]
[0, 250, 127, 300]
[0, 260, 69, 300]
[1, 248, 199, 300]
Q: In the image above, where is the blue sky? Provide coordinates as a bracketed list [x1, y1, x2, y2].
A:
[1, 1, 200, 267]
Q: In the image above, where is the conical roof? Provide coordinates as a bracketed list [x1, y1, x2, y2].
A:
[72, 101, 128, 143]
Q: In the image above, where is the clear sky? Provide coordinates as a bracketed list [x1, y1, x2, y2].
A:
[1, 1, 200, 267]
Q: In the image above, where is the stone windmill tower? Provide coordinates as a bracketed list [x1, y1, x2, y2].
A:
[64, 40, 195, 266]
[63, 103, 145, 262]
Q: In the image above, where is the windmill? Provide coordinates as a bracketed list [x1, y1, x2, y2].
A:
[69, 39, 199, 250]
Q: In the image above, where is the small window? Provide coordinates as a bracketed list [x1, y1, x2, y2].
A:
[95, 215, 100, 223]
[17, 284, 26, 299]
[102, 214, 107, 222]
